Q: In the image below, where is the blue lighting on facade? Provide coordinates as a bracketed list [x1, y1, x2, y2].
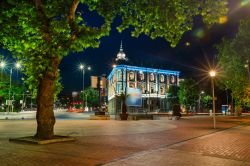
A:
[107, 65, 180, 80]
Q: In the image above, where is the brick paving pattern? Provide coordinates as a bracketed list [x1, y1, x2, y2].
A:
[170, 126, 250, 162]
[0, 116, 249, 166]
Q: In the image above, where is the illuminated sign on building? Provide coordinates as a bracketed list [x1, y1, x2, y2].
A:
[126, 88, 142, 107]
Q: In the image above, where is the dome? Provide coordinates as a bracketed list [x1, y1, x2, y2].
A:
[116, 41, 128, 61]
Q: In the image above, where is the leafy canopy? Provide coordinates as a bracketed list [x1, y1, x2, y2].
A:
[201, 95, 212, 110]
[0, 0, 228, 95]
[217, 18, 250, 107]
[80, 87, 99, 107]
[178, 79, 199, 108]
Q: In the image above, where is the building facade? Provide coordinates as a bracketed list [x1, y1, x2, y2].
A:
[107, 65, 180, 114]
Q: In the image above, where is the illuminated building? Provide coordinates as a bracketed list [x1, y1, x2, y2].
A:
[107, 42, 180, 114]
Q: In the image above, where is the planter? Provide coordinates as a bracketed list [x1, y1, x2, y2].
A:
[120, 113, 128, 120]
[95, 111, 105, 115]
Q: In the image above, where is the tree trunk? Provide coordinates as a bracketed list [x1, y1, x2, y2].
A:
[35, 57, 61, 139]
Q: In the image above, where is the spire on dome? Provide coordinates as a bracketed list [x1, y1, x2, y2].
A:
[120, 41, 123, 51]
[116, 40, 128, 62]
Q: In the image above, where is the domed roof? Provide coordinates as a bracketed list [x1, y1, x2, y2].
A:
[116, 41, 128, 62]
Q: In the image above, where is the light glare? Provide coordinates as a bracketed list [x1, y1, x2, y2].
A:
[15, 62, 21, 69]
[209, 70, 216, 77]
[79, 64, 84, 70]
[219, 16, 228, 24]
[0, 61, 6, 68]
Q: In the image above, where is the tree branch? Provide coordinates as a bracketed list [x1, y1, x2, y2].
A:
[68, 0, 79, 21]
[34, 0, 52, 43]
[68, 0, 79, 41]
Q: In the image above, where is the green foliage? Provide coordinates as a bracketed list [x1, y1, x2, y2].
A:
[0, 71, 25, 103]
[88, 0, 228, 47]
[217, 18, 250, 107]
[80, 87, 99, 107]
[201, 95, 212, 110]
[0, 81, 25, 112]
[54, 74, 63, 101]
[178, 79, 199, 109]
[0, 81, 10, 102]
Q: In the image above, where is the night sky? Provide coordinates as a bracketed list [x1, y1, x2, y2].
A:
[60, 0, 250, 94]
[1, 1, 250, 94]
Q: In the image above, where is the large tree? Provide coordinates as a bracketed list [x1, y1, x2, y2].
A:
[178, 79, 199, 111]
[217, 18, 250, 108]
[0, 0, 228, 139]
[80, 87, 99, 107]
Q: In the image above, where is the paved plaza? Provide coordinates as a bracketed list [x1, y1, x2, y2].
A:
[0, 115, 250, 166]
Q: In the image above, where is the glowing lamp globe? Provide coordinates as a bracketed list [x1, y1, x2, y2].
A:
[0, 61, 6, 68]
[209, 70, 216, 77]
[79, 64, 84, 70]
[15, 62, 21, 69]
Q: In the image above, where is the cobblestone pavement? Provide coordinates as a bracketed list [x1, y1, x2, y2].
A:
[170, 125, 250, 162]
[0, 116, 249, 166]
[105, 124, 250, 166]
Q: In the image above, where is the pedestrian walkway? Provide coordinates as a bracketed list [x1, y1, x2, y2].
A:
[105, 125, 250, 166]
[0, 116, 249, 166]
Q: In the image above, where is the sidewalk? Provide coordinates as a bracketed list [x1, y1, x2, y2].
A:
[105, 125, 250, 166]
[0, 116, 249, 166]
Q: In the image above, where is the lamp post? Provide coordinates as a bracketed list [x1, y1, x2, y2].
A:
[245, 59, 250, 83]
[79, 64, 91, 109]
[10, 62, 21, 112]
[0, 61, 22, 113]
[0, 61, 6, 110]
[209, 70, 216, 129]
[0, 61, 6, 81]
[198, 91, 205, 112]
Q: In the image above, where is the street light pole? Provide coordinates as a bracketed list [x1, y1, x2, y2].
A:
[247, 59, 250, 83]
[209, 70, 216, 129]
[8, 68, 12, 113]
[79, 64, 90, 110]
[82, 67, 85, 92]
[211, 78, 216, 129]
[198, 91, 204, 112]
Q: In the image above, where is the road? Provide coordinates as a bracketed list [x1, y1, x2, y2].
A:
[0, 110, 94, 120]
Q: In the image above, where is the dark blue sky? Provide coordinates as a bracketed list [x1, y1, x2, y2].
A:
[60, 0, 250, 93]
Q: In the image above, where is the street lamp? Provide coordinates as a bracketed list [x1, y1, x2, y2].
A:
[15, 62, 21, 69]
[198, 91, 205, 112]
[245, 59, 250, 83]
[79, 64, 91, 109]
[1, 61, 22, 113]
[10, 62, 22, 112]
[0, 61, 6, 68]
[0, 61, 6, 81]
[209, 70, 216, 129]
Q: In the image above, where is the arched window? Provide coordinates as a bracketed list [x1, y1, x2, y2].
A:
[160, 75, 165, 83]
[129, 71, 135, 81]
[150, 73, 155, 82]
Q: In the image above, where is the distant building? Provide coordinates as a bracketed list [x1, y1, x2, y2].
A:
[107, 42, 180, 114]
